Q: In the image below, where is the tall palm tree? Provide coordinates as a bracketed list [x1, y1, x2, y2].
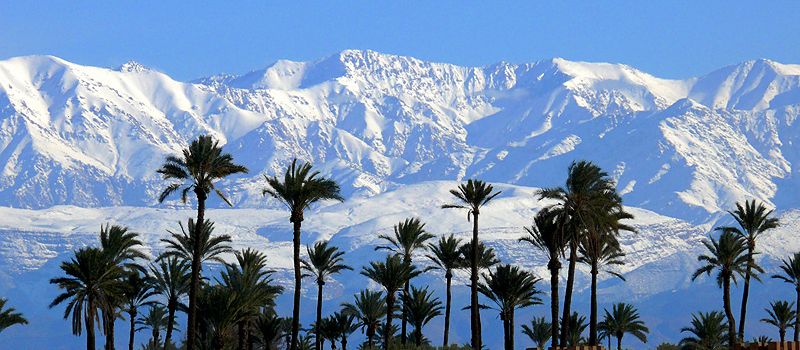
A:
[478, 264, 542, 350]
[301, 241, 352, 350]
[692, 231, 760, 349]
[599, 302, 649, 350]
[149, 257, 190, 348]
[0, 297, 28, 334]
[159, 219, 233, 267]
[715, 199, 779, 339]
[403, 285, 443, 347]
[679, 311, 728, 350]
[456, 240, 501, 271]
[376, 217, 434, 346]
[520, 208, 565, 348]
[50, 247, 128, 350]
[425, 234, 463, 346]
[120, 272, 156, 350]
[538, 160, 622, 347]
[341, 289, 386, 349]
[579, 219, 632, 345]
[329, 311, 358, 350]
[773, 251, 800, 342]
[157, 134, 249, 350]
[99, 224, 146, 350]
[360, 254, 420, 350]
[263, 158, 344, 350]
[760, 301, 797, 342]
[136, 304, 170, 346]
[442, 179, 501, 350]
[521, 317, 551, 349]
[219, 248, 284, 350]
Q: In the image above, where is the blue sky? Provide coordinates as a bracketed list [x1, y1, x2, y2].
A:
[1, 1, 797, 81]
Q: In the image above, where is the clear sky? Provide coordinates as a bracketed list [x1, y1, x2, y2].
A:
[1, 1, 797, 81]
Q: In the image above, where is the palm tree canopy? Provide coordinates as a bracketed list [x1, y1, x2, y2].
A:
[0, 298, 29, 333]
[157, 134, 249, 205]
[218, 248, 284, 315]
[301, 241, 352, 285]
[715, 199, 779, 247]
[426, 234, 463, 276]
[341, 289, 386, 334]
[330, 311, 359, 342]
[600, 303, 649, 343]
[679, 311, 729, 350]
[760, 300, 797, 330]
[520, 208, 566, 268]
[99, 224, 146, 265]
[149, 257, 190, 309]
[456, 240, 501, 270]
[478, 264, 542, 315]
[441, 179, 501, 220]
[49, 246, 128, 336]
[120, 271, 156, 315]
[522, 317, 552, 348]
[254, 311, 286, 350]
[262, 158, 344, 223]
[159, 219, 233, 267]
[772, 252, 800, 288]
[403, 285, 444, 329]
[135, 304, 171, 334]
[692, 231, 762, 287]
[376, 217, 435, 262]
[360, 255, 421, 296]
[565, 312, 589, 346]
[578, 232, 628, 281]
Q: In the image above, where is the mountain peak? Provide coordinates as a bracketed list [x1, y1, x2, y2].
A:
[114, 60, 150, 73]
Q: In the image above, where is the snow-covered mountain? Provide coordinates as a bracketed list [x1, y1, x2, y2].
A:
[0, 51, 799, 349]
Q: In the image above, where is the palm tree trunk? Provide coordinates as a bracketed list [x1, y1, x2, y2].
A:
[549, 260, 560, 349]
[739, 245, 754, 340]
[367, 324, 375, 349]
[795, 287, 799, 342]
[188, 189, 207, 350]
[780, 328, 786, 343]
[87, 302, 96, 350]
[292, 218, 303, 350]
[165, 301, 176, 347]
[401, 280, 409, 346]
[316, 282, 323, 350]
[472, 212, 482, 350]
[503, 313, 510, 350]
[128, 310, 136, 350]
[723, 274, 737, 349]
[617, 334, 622, 350]
[238, 319, 247, 350]
[589, 261, 598, 346]
[510, 309, 515, 350]
[106, 311, 116, 350]
[444, 272, 452, 347]
[342, 336, 347, 350]
[385, 293, 394, 350]
[560, 242, 577, 348]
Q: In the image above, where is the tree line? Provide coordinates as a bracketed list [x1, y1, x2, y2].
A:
[0, 134, 797, 350]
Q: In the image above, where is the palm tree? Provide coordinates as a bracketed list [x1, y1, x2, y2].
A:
[197, 284, 244, 350]
[219, 248, 284, 350]
[752, 335, 772, 344]
[360, 254, 420, 350]
[692, 231, 760, 349]
[598, 303, 649, 350]
[773, 252, 800, 342]
[565, 312, 589, 346]
[579, 220, 632, 344]
[149, 257, 190, 348]
[159, 219, 233, 267]
[679, 311, 728, 350]
[329, 311, 358, 350]
[715, 199, 779, 339]
[442, 179, 501, 350]
[425, 234, 463, 346]
[478, 264, 542, 350]
[521, 317, 551, 349]
[0, 297, 28, 334]
[98, 224, 147, 350]
[456, 240, 501, 271]
[263, 158, 344, 350]
[538, 160, 622, 347]
[136, 304, 170, 346]
[157, 134, 249, 350]
[403, 285, 443, 347]
[254, 311, 285, 350]
[301, 241, 352, 350]
[376, 217, 434, 346]
[341, 289, 386, 349]
[520, 208, 565, 348]
[375, 323, 400, 350]
[760, 301, 797, 342]
[50, 247, 128, 350]
[120, 272, 156, 350]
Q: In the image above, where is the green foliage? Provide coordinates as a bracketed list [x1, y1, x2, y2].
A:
[0, 297, 28, 334]
[521, 317, 552, 349]
[679, 311, 728, 350]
